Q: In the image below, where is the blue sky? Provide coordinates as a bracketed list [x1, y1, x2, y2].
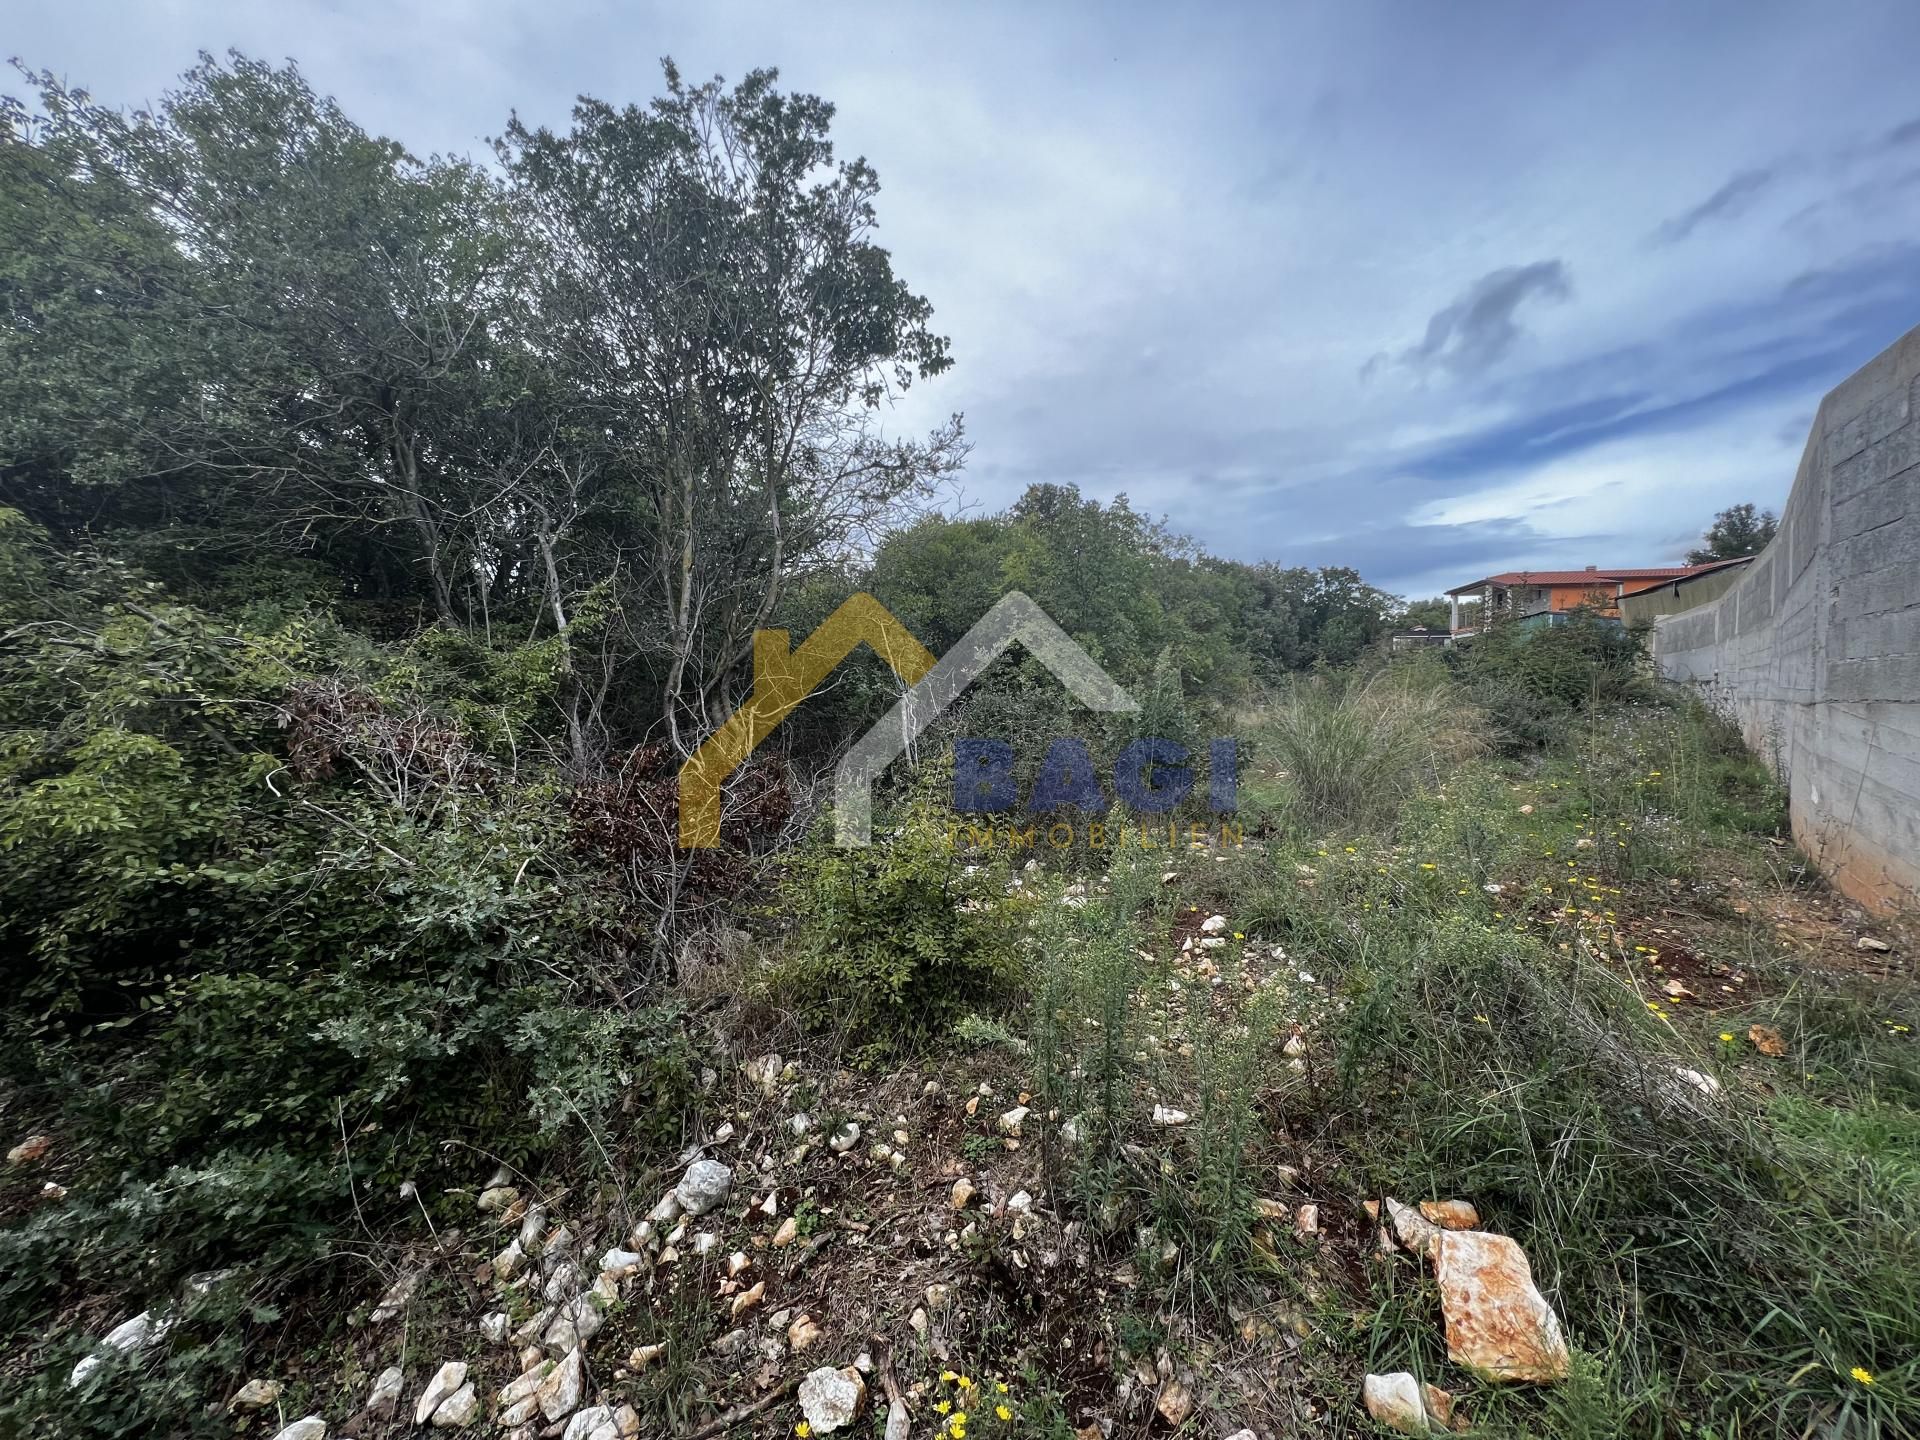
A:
[14, 1, 1920, 595]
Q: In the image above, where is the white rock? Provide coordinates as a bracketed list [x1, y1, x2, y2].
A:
[1858, 935, 1893, 953]
[714, 1121, 736, 1144]
[798, 1365, 868, 1433]
[1006, 1190, 1034, 1215]
[499, 1359, 555, 1406]
[790, 1113, 813, 1136]
[365, 1364, 405, 1416]
[538, 1347, 585, 1422]
[431, 1383, 480, 1428]
[693, 1232, 721, 1256]
[773, 1216, 799, 1247]
[68, 1310, 171, 1387]
[647, 1190, 684, 1224]
[543, 1259, 581, 1304]
[1675, 1067, 1722, 1098]
[230, 1378, 282, 1409]
[600, 1247, 645, 1276]
[493, 1238, 528, 1280]
[563, 1406, 616, 1440]
[368, 1270, 423, 1323]
[830, 1122, 862, 1153]
[1152, 1105, 1189, 1126]
[269, 1418, 328, 1440]
[478, 1185, 520, 1214]
[676, 1159, 733, 1216]
[1059, 1116, 1086, 1146]
[415, 1361, 469, 1425]
[1199, 914, 1228, 934]
[629, 1342, 666, 1372]
[543, 1293, 606, 1352]
[998, 1106, 1030, 1136]
[481, 1312, 511, 1343]
[517, 1204, 550, 1251]
[1362, 1372, 1432, 1434]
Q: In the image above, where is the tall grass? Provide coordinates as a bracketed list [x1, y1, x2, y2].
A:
[1260, 670, 1484, 833]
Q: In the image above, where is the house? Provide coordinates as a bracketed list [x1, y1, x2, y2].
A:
[1444, 561, 1744, 636]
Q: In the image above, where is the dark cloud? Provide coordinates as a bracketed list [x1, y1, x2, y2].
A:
[1884, 117, 1920, 149]
[1650, 167, 1778, 245]
[1370, 260, 1572, 379]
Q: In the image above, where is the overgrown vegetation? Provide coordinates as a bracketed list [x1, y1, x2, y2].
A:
[1, 48, 1912, 1440]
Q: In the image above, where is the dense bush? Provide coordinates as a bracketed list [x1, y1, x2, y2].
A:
[1452, 610, 1651, 749]
[0, 513, 694, 1435]
[768, 794, 1026, 1060]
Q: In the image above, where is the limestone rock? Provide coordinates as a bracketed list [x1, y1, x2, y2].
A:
[430, 1383, 479, 1428]
[629, 1342, 666, 1371]
[415, 1361, 469, 1425]
[1384, 1197, 1441, 1259]
[562, 1406, 616, 1440]
[676, 1159, 733, 1216]
[478, 1184, 520, 1214]
[732, 1280, 766, 1317]
[269, 1418, 327, 1440]
[998, 1106, 1030, 1136]
[830, 1122, 862, 1153]
[1362, 1372, 1455, 1433]
[230, 1378, 282, 1410]
[368, 1269, 424, 1323]
[1432, 1230, 1570, 1382]
[1199, 914, 1228, 934]
[538, 1347, 585, 1422]
[1152, 1105, 1189, 1126]
[493, 1238, 528, 1280]
[951, 1178, 977, 1209]
[6, 1134, 51, 1165]
[365, 1364, 405, 1417]
[798, 1366, 867, 1433]
[773, 1216, 799, 1247]
[1419, 1200, 1480, 1231]
[68, 1310, 172, 1387]
[600, 1246, 645, 1277]
[1155, 1376, 1194, 1426]
[498, 1359, 555, 1407]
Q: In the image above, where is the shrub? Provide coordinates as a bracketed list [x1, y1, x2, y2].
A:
[769, 795, 1023, 1060]
[1454, 610, 1650, 749]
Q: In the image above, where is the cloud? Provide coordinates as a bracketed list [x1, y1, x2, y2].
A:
[1650, 167, 1780, 245]
[1370, 261, 1572, 380]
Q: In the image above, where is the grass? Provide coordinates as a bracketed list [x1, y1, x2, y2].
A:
[1005, 677, 1920, 1437]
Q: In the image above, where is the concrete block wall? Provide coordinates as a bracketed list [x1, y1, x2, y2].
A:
[1654, 320, 1920, 912]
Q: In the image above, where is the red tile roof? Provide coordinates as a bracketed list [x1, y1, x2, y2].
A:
[1445, 562, 1733, 595]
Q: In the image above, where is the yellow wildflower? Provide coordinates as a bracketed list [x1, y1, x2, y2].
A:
[996, 1406, 1014, 1422]
[1851, 1366, 1875, 1385]
[934, 1402, 951, 1416]
[797, 1426, 812, 1438]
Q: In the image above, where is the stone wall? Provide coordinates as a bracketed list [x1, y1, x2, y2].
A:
[1654, 321, 1920, 912]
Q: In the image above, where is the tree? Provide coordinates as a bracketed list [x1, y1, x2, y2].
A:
[497, 65, 965, 757]
[1686, 502, 1777, 564]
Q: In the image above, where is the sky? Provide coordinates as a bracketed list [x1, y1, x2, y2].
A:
[13, 1, 1920, 597]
